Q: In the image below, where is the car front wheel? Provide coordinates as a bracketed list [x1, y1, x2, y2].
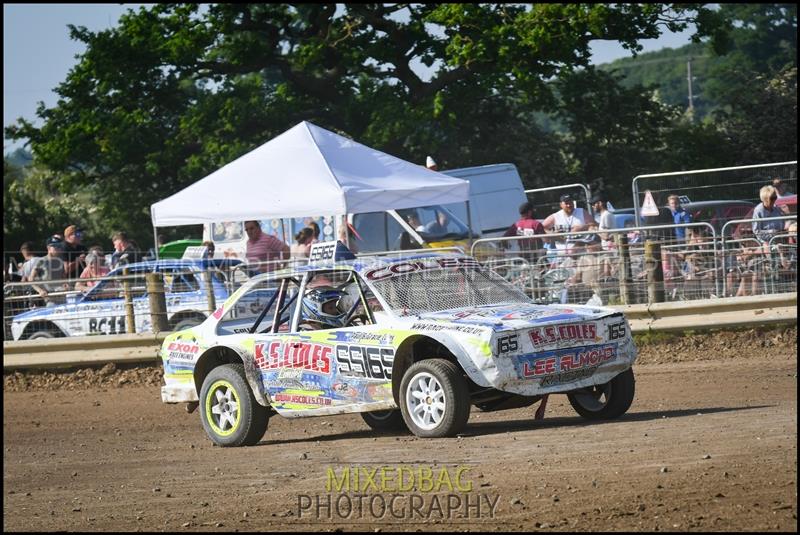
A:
[199, 364, 269, 447]
[399, 359, 470, 438]
[567, 368, 635, 420]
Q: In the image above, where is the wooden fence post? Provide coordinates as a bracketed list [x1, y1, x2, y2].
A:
[146, 272, 169, 333]
[122, 268, 136, 333]
[645, 240, 666, 304]
[615, 233, 634, 305]
[204, 269, 217, 315]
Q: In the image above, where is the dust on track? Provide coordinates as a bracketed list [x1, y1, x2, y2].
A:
[3, 326, 797, 531]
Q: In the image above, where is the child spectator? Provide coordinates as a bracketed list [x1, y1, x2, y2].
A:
[75, 247, 110, 292]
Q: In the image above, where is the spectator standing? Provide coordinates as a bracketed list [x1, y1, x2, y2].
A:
[504, 201, 545, 261]
[667, 194, 693, 242]
[752, 185, 788, 250]
[244, 220, 290, 272]
[30, 236, 69, 305]
[110, 231, 141, 269]
[308, 221, 321, 244]
[591, 192, 616, 250]
[18, 242, 41, 282]
[337, 217, 360, 254]
[201, 240, 216, 259]
[290, 227, 314, 261]
[541, 194, 592, 251]
[62, 225, 88, 278]
[425, 156, 438, 171]
[75, 248, 110, 292]
[562, 235, 612, 304]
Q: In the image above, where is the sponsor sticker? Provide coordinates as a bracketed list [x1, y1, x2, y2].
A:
[255, 341, 332, 374]
[166, 341, 200, 362]
[528, 323, 599, 347]
[273, 393, 332, 406]
[365, 257, 481, 281]
[516, 343, 617, 380]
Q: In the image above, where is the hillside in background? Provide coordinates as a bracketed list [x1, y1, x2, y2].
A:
[598, 42, 718, 120]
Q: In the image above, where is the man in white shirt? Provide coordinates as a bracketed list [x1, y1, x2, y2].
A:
[542, 193, 592, 251]
[591, 192, 616, 250]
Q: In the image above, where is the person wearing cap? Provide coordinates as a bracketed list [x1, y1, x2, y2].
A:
[425, 156, 438, 171]
[75, 246, 110, 292]
[591, 192, 616, 250]
[30, 236, 69, 305]
[63, 225, 88, 279]
[541, 193, 593, 251]
[503, 201, 545, 261]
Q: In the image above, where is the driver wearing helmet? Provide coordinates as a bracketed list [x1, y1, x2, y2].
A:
[300, 286, 350, 330]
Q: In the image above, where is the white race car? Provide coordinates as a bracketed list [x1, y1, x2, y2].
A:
[160, 243, 637, 446]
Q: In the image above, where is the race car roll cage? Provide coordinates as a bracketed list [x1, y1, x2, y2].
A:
[247, 270, 378, 335]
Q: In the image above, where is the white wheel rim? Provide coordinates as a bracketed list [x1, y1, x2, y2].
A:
[405, 372, 446, 431]
[210, 386, 239, 431]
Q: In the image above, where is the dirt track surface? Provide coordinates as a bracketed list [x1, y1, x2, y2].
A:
[3, 328, 797, 532]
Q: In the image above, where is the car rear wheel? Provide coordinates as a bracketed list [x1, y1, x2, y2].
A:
[199, 364, 269, 447]
[28, 330, 57, 340]
[399, 359, 470, 438]
[360, 409, 408, 432]
[567, 368, 635, 420]
[174, 317, 204, 332]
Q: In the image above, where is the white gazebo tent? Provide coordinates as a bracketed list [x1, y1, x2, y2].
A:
[150, 121, 471, 252]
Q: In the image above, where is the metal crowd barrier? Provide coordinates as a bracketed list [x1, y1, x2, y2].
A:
[720, 215, 797, 297]
[471, 222, 721, 305]
[5, 292, 796, 370]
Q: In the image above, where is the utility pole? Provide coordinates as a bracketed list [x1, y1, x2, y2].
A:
[687, 56, 695, 120]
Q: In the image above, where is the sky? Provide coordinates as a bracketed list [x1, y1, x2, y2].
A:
[3, 3, 695, 154]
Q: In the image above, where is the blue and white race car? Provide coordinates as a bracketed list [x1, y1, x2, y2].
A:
[11, 259, 242, 340]
[160, 244, 637, 446]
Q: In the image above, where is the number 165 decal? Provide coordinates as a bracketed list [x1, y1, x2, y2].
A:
[609, 322, 626, 340]
[497, 334, 519, 354]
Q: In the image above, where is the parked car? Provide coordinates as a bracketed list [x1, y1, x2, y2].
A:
[620, 200, 754, 235]
[10, 258, 242, 340]
[682, 200, 755, 234]
[160, 244, 638, 446]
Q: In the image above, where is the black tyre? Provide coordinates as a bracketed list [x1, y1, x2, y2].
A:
[399, 359, 470, 438]
[28, 330, 57, 340]
[360, 409, 408, 432]
[174, 317, 204, 332]
[199, 364, 269, 447]
[567, 368, 635, 420]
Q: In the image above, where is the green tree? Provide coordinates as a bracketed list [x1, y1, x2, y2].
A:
[5, 4, 730, 245]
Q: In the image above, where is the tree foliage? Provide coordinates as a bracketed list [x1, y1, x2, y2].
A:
[4, 3, 761, 247]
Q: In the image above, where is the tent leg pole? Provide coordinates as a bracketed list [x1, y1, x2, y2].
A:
[466, 200, 474, 252]
[153, 225, 159, 260]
